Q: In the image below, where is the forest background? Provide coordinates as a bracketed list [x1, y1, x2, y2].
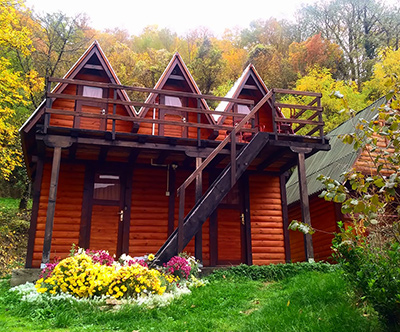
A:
[2, 0, 400, 200]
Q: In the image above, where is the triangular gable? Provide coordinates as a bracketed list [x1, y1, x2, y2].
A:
[138, 53, 213, 124]
[20, 41, 135, 134]
[214, 64, 269, 124]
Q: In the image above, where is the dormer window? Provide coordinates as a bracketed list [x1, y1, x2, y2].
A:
[165, 96, 182, 107]
[238, 104, 250, 114]
[83, 86, 103, 98]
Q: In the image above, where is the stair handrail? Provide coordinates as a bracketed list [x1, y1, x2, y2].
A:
[177, 90, 274, 196]
[175, 90, 273, 251]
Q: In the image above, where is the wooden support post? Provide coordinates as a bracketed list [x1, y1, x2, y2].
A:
[41, 146, 62, 267]
[79, 164, 95, 249]
[112, 88, 117, 140]
[43, 79, 52, 134]
[25, 157, 44, 268]
[178, 189, 185, 253]
[208, 171, 218, 266]
[230, 133, 236, 186]
[280, 172, 291, 263]
[291, 146, 314, 262]
[241, 173, 253, 265]
[197, 99, 201, 147]
[271, 90, 278, 140]
[167, 165, 176, 236]
[195, 157, 203, 262]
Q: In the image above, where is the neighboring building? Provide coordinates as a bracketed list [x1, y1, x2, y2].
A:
[286, 97, 387, 262]
[20, 41, 329, 268]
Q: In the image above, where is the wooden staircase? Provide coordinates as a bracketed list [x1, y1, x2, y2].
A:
[154, 132, 269, 264]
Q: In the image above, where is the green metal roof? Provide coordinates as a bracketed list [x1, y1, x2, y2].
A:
[286, 97, 387, 205]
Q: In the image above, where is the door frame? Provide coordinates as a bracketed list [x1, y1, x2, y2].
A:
[209, 173, 252, 266]
[79, 162, 131, 257]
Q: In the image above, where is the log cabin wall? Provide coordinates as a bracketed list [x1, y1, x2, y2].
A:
[249, 174, 286, 265]
[288, 196, 338, 262]
[129, 167, 210, 264]
[31, 163, 85, 267]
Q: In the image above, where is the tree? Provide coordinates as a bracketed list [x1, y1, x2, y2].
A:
[0, 0, 37, 180]
[298, 0, 399, 87]
[289, 33, 343, 76]
[190, 37, 226, 94]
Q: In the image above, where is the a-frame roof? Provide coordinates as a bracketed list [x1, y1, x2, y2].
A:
[286, 96, 387, 205]
[214, 64, 270, 123]
[20, 40, 135, 134]
[137, 53, 213, 123]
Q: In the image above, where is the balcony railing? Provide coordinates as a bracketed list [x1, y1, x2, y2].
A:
[42, 77, 324, 144]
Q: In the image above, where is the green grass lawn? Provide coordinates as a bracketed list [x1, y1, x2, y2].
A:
[0, 270, 385, 332]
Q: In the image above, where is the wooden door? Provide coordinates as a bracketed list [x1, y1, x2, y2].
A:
[74, 85, 108, 131]
[216, 182, 247, 265]
[89, 171, 125, 256]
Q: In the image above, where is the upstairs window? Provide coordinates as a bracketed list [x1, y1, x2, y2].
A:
[237, 104, 250, 114]
[165, 96, 182, 107]
[83, 86, 103, 98]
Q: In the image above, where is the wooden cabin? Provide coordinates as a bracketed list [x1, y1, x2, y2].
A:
[20, 41, 330, 269]
[286, 97, 388, 262]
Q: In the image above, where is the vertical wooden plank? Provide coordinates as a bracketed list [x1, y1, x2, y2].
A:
[25, 158, 44, 268]
[79, 164, 95, 249]
[230, 133, 236, 186]
[297, 151, 314, 261]
[208, 171, 218, 266]
[43, 79, 52, 134]
[317, 97, 324, 142]
[122, 167, 133, 254]
[112, 88, 117, 140]
[241, 173, 253, 265]
[271, 90, 277, 139]
[280, 172, 291, 263]
[195, 157, 203, 262]
[41, 146, 62, 267]
[197, 99, 201, 147]
[167, 165, 176, 237]
[178, 190, 185, 252]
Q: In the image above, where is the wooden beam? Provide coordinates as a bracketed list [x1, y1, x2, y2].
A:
[167, 165, 177, 237]
[98, 146, 108, 162]
[280, 172, 291, 263]
[41, 146, 62, 267]
[83, 64, 103, 70]
[48, 77, 255, 105]
[257, 149, 287, 171]
[155, 150, 169, 164]
[241, 173, 253, 265]
[79, 164, 95, 249]
[195, 157, 203, 262]
[25, 157, 44, 268]
[292, 147, 314, 262]
[208, 171, 218, 266]
[272, 88, 322, 97]
[122, 168, 133, 254]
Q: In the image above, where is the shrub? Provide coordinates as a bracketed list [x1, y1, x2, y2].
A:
[332, 226, 400, 325]
[208, 261, 337, 282]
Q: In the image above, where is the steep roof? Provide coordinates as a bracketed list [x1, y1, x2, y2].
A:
[137, 52, 212, 123]
[214, 64, 269, 122]
[20, 40, 135, 134]
[286, 96, 387, 205]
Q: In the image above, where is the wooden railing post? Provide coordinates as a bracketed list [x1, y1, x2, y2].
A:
[197, 99, 201, 147]
[230, 132, 236, 186]
[112, 88, 117, 140]
[194, 157, 203, 262]
[178, 189, 185, 253]
[317, 97, 324, 142]
[271, 90, 278, 139]
[44, 78, 52, 134]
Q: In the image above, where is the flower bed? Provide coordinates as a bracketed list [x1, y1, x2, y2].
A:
[33, 248, 205, 302]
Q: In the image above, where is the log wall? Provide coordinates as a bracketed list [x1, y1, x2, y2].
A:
[288, 196, 337, 262]
[249, 174, 286, 265]
[32, 163, 85, 267]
